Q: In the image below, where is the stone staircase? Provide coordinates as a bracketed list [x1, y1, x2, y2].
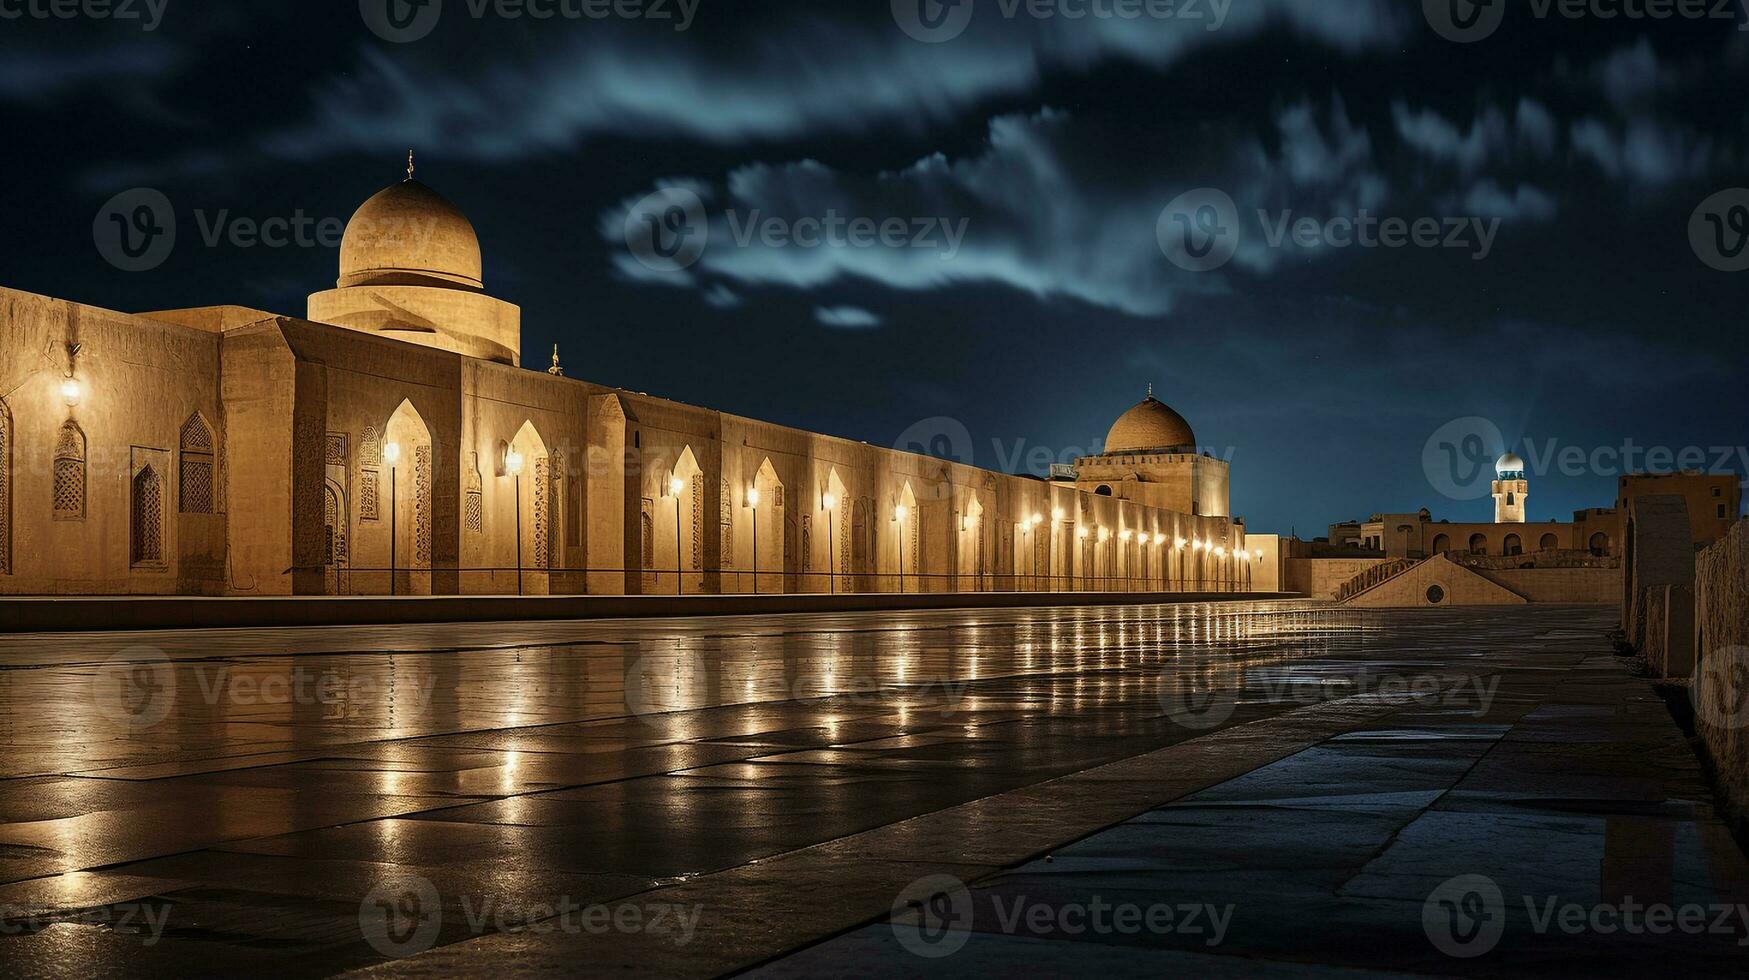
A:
[1334, 557, 1425, 603]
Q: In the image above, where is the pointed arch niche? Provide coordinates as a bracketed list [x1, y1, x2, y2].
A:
[508, 420, 551, 594]
[823, 468, 848, 593]
[958, 494, 985, 592]
[744, 458, 785, 594]
[382, 400, 434, 595]
[894, 482, 919, 593]
[653, 446, 704, 594]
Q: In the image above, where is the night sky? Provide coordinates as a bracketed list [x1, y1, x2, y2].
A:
[3, 1, 1746, 536]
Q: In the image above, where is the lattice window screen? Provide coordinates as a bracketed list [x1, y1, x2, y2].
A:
[53, 422, 85, 520]
[131, 466, 164, 566]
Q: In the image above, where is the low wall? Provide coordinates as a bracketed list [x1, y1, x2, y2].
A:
[1474, 567, 1620, 604]
[0, 589, 1299, 634]
[1694, 520, 1749, 819]
[1284, 558, 1387, 600]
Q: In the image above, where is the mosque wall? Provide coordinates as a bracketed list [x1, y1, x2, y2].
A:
[1073, 453, 1231, 518]
[0, 288, 226, 595]
[0, 284, 1258, 598]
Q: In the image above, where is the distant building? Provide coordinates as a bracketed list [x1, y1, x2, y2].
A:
[1617, 472, 1741, 547]
[1493, 452, 1528, 523]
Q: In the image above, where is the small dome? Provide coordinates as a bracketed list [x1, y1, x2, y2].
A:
[338, 180, 483, 290]
[1496, 452, 1526, 475]
[1104, 391, 1197, 453]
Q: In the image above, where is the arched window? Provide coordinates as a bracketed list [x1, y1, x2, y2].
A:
[179, 414, 215, 514]
[323, 483, 348, 567]
[1432, 534, 1451, 554]
[1539, 533, 1559, 551]
[1468, 533, 1488, 555]
[53, 422, 86, 520]
[1503, 534, 1522, 556]
[131, 465, 164, 567]
[1589, 532, 1609, 557]
[0, 400, 10, 574]
[1095, 485, 1113, 496]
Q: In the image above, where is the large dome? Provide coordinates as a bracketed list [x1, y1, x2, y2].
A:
[1104, 392, 1197, 453]
[337, 180, 483, 290]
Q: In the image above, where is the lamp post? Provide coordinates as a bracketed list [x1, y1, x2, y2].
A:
[383, 442, 401, 595]
[670, 475, 685, 595]
[748, 486, 761, 595]
[823, 492, 837, 595]
[894, 503, 908, 593]
[506, 447, 525, 596]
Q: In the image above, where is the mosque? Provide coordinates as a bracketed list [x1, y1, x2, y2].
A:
[0, 169, 1265, 597]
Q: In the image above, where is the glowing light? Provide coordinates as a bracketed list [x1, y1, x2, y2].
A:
[1031, 513, 1044, 526]
[822, 492, 837, 510]
[669, 476, 685, 497]
[383, 441, 402, 466]
[894, 504, 908, 521]
[505, 448, 525, 476]
[1119, 530, 1132, 542]
[1052, 508, 1064, 521]
[1176, 537, 1187, 550]
[1077, 527, 1089, 540]
[747, 487, 760, 508]
[59, 378, 81, 407]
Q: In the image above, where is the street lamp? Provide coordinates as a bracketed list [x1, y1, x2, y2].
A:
[669, 475, 685, 595]
[383, 441, 401, 595]
[894, 503, 908, 593]
[506, 447, 525, 596]
[747, 485, 761, 595]
[823, 491, 837, 595]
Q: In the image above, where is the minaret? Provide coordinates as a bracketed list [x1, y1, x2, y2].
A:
[1493, 452, 1528, 523]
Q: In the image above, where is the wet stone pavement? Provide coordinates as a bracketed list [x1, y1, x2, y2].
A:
[0, 602, 1744, 977]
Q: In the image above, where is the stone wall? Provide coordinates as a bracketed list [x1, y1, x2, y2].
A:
[1472, 567, 1620, 604]
[1284, 557, 1387, 599]
[0, 289, 229, 595]
[0, 285, 1264, 598]
[1694, 519, 1749, 819]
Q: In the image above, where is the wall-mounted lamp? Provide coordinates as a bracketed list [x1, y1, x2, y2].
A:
[59, 377, 81, 407]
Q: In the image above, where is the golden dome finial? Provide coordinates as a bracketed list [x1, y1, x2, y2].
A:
[547, 344, 564, 377]
[405, 149, 415, 182]
[1146, 382, 1154, 399]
